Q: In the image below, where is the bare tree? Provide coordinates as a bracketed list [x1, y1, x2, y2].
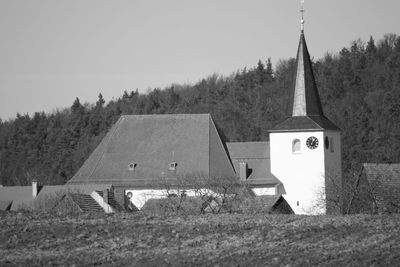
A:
[310, 167, 373, 215]
[367, 173, 400, 214]
[142, 172, 250, 216]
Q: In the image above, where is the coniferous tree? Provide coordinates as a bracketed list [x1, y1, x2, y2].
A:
[0, 34, 400, 185]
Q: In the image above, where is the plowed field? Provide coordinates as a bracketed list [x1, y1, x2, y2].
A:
[1, 212, 400, 266]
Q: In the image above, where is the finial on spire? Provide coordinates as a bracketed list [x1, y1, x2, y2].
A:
[300, 0, 305, 33]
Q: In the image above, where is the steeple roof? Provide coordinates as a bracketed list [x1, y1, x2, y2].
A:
[271, 32, 340, 132]
[288, 32, 324, 117]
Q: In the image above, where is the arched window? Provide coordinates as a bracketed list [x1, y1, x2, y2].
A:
[292, 139, 301, 153]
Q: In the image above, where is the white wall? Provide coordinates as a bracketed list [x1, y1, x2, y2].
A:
[270, 131, 326, 214]
[125, 189, 217, 210]
[252, 187, 276, 196]
[90, 191, 114, 213]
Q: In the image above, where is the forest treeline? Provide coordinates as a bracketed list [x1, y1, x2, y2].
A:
[1, 34, 400, 186]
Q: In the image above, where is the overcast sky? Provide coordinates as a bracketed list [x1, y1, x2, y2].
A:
[1, 0, 399, 120]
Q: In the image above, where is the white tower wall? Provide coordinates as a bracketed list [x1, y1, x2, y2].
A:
[270, 131, 326, 214]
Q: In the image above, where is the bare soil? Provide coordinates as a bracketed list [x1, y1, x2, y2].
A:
[1, 211, 400, 266]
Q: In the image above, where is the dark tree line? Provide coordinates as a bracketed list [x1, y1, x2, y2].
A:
[1, 34, 400, 186]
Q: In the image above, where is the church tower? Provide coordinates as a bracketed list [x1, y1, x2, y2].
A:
[269, 8, 342, 214]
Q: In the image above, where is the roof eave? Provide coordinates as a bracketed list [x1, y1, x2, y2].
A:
[269, 127, 341, 133]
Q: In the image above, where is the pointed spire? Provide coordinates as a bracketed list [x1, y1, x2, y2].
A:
[270, 3, 340, 132]
[286, 32, 324, 117]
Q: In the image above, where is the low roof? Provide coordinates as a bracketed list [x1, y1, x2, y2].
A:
[0, 186, 33, 211]
[363, 163, 400, 189]
[270, 115, 340, 132]
[142, 195, 293, 214]
[39, 184, 112, 196]
[68, 114, 236, 187]
[363, 163, 400, 207]
[0, 184, 112, 211]
[226, 142, 280, 186]
[0, 200, 12, 211]
[255, 195, 285, 209]
[227, 141, 270, 159]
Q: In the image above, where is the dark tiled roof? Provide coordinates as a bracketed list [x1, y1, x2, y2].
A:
[40, 184, 112, 195]
[270, 115, 341, 132]
[243, 195, 294, 214]
[363, 163, 400, 209]
[255, 195, 282, 209]
[0, 186, 33, 211]
[69, 194, 104, 212]
[275, 32, 339, 132]
[226, 142, 280, 185]
[68, 114, 236, 186]
[0, 200, 12, 211]
[227, 141, 270, 159]
[0, 184, 112, 211]
[286, 33, 323, 117]
[363, 163, 400, 188]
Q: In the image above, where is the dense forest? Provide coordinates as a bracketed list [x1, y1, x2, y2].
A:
[1, 34, 399, 186]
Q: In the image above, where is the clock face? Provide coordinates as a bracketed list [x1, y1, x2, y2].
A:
[306, 136, 319, 150]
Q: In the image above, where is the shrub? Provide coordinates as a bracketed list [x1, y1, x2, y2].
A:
[147, 173, 251, 216]
[141, 196, 205, 216]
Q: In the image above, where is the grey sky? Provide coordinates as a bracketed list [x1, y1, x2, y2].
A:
[1, 0, 399, 120]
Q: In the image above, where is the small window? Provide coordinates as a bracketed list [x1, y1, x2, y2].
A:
[169, 162, 178, 171]
[128, 162, 137, 171]
[325, 136, 330, 150]
[292, 139, 301, 153]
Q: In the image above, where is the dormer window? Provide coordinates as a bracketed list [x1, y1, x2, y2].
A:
[169, 162, 178, 171]
[325, 136, 330, 150]
[292, 139, 301, 153]
[128, 162, 137, 171]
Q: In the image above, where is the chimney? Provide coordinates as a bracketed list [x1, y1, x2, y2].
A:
[32, 179, 39, 198]
[239, 162, 248, 181]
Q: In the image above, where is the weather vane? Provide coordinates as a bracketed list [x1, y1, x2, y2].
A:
[300, 0, 305, 32]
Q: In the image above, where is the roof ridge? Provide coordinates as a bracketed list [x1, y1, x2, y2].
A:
[209, 115, 236, 176]
[271, 115, 341, 132]
[364, 163, 400, 166]
[121, 113, 210, 118]
[306, 116, 325, 129]
[227, 141, 270, 144]
[86, 116, 124, 180]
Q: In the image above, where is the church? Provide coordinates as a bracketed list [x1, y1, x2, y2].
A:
[0, 15, 348, 215]
[64, 25, 343, 215]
